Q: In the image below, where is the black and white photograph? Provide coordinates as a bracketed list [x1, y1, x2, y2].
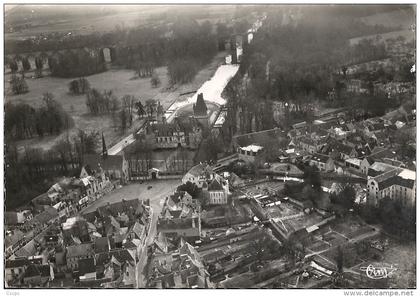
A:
[2, 1, 417, 293]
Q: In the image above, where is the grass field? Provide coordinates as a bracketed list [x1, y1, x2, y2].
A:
[348, 7, 415, 46]
[5, 5, 238, 41]
[361, 7, 415, 30]
[5, 51, 227, 152]
[349, 29, 415, 46]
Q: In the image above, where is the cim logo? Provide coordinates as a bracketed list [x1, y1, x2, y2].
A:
[360, 264, 398, 280]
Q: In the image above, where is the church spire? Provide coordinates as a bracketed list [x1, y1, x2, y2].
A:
[102, 133, 108, 158]
[193, 93, 208, 117]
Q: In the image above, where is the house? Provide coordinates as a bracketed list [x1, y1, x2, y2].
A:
[22, 264, 54, 287]
[5, 230, 25, 258]
[345, 158, 362, 172]
[182, 163, 215, 188]
[202, 179, 230, 205]
[157, 217, 201, 239]
[79, 168, 109, 200]
[62, 216, 93, 245]
[5, 258, 31, 285]
[328, 127, 349, 140]
[23, 206, 58, 233]
[360, 148, 397, 175]
[78, 258, 97, 281]
[367, 162, 399, 178]
[94, 237, 111, 254]
[13, 239, 38, 258]
[5, 210, 33, 226]
[309, 153, 334, 172]
[150, 240, 211, 288]
[323, 139, 357, 161]
[238, 144, 265, 164]
[298, 136, 325, 154]
[66, 243, 95, 270]
[82, 154, 129, 183]
[94, 248, 137, 287]
[367, 168, 416, 208]
[87, 198, 148, 223]
[346, 79, 368, 94]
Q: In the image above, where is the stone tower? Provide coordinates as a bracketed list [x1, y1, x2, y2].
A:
[156, 101, 165, 124]
[193, 93, 209, 128]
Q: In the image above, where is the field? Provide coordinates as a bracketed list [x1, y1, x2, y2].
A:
[5, 51, 227, 152]
[349, 29, 415, 46]
[360, 7, 415, 30]
[5, 5, 238, 41]
[348, 7, 415, 46]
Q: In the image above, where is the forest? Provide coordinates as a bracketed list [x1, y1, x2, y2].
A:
[5, 93, 74, 140]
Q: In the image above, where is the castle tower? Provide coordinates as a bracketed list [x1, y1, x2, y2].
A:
[193, 93, 209, 128]
[156, 101, 165, 124]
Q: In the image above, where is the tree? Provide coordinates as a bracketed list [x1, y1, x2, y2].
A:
[10, 74, 29, 95]
[200, 134, 224, 162]
[86, 89, 115, 115]
[49, 49, 106, 78]
[150, 72, 161, 88]
[303, 165, 322, 191]
[35, 56, 44, 78]
[122, 95, 136, 126]
[167, 59, 199, 85]
[336, 246, 344, 273]
[120, 108, 128, 132]
[135, 101, 146, 118]
[74, 130, 99, 164]
[69, 77, 91, 95]
[145, 99, 157, 119]
[22, 57, 31, 75]
[177, 181, 201, 199]
[9, 59, 18, 73]
[336, 185, 356, 210]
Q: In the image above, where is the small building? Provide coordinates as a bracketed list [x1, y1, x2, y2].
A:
[22, 264, 54, 287]
[309, 153, 334, 172]
[203, 179, 229, 205]
[345, 158, 362, 172]
[298, 136, 325, 154]
[5, 258, 31, 285]
[78, 258, 97, 281]
[238, 144, 265, 164]
[82, 154, 129, 183]
[182, 163, 215, 188]
[66, 243, 95, 270]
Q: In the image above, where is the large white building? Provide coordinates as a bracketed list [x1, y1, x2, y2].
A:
[367, 167, 416, 208]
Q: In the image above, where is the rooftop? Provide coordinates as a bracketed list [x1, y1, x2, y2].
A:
[66, 243, 94, 258]
[240, 144, 264, 153]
